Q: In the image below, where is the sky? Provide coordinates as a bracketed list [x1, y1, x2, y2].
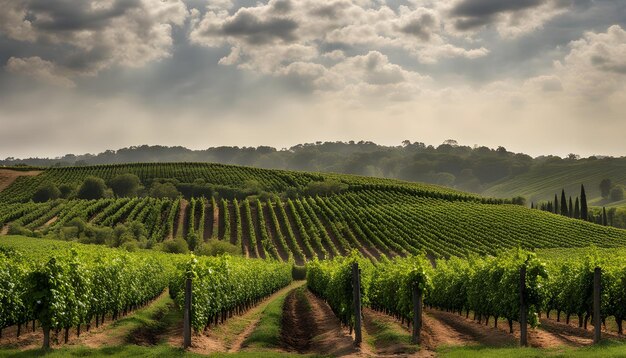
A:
[1, 0, 626, 159]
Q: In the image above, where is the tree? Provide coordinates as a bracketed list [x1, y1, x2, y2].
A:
[602, 207, 608, 226]
[610, 186, 625, 202]
[511, 196, 526, 206]
[560, 190, 568, 216]
[569, 197, 574, 218]
[149, 182, 180, 199]
[58, 184, 76, 199]
[108, 173, 141, 197]
[574, 197, 581, 219]
[77, 176, 107, 200]
[581, 185, 588, 221]
[32, 182, 60, 202]
[600, 179, 613, 199]
[554, 194, 559, 214]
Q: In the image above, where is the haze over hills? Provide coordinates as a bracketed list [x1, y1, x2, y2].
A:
[2, 140, 624, 204]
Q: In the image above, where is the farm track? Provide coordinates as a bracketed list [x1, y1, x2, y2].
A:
[281, 289, 358, 357]
[173, 199, 188, 239]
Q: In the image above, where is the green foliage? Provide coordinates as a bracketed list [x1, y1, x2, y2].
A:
[32, 182, 60, 202]
[77, 176, 107, 200]
[306, 179, 348, 197]
[195, 239, 241, 257]
[306, 251, 374, 330]
[159, 238, 189, 254]
[0, 237, 171, 340]
[169, 255, 292, 332]
[108, 173, 141, 197]
[149, 182, 181, 199]
[610, 186, 624, 202]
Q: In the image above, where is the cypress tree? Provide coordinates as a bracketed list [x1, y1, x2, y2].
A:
[568, 197, 574, 218]
[574, 197, 580, 219]
[560, 190, 568, 216]
[531, 202, 534, 209]
[602, 207, 608, 226]
[581, 185, 588, 221]
[554, 194, 559, 214]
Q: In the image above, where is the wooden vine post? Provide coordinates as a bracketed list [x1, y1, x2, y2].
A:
[594, 267, 601, 344]
[183, 277, 192, 349]
[352, 262, 363, 345]
[519, 265, 528, 347]
[412, 283, 423, 344]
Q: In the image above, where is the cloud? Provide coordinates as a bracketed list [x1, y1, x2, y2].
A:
[553, 25, 626, 98]
[189, 0, 486, 95]
[5, 57, 76, 88]
[0, 0, 188, 83]
[445, 0, 570, 38]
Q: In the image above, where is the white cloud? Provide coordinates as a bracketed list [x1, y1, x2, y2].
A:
[5, 57, 76, 88]
[0, 0, 188, 82]
[554, 25, 626, 98]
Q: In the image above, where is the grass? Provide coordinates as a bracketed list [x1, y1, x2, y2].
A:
[0, 346, 316, 357]
[243, 287, 299, 348]
[363, 314, 418, 354]
[211, 281, 305, 348]
[438, 340, 626, 357]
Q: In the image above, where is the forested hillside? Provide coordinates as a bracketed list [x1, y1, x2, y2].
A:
[3, 141, 624, 204]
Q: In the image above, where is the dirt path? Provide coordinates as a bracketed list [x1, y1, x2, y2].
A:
[427, 309, 585, 349]
[281, 290, 359, 356]
[362, 308, 475, 357]
[166, 281, 305, 355]
[426, 310, 516, 347]
[203, 199, 212, 241]
[41, 216, 58, 228]
[1, 225, 8, 235]
[281, 289, 314, 352]
[212, 201, 219, 239]
[0, 169, 41, 192]
[228, 203, 237, 245]
[172, 199, 188, 239]
[0, 291, 169, 350]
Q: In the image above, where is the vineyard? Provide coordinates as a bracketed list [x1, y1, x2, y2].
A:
[2, 163, 626, 356]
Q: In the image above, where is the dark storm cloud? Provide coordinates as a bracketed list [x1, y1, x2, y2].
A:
[271, 0, 293, 14]
[451, 0, 545, 30]
[399, 14, 436, 41]
[29, 0, 142, 31]
[308, 2, 350, 19]
[219, 9, 298, 45]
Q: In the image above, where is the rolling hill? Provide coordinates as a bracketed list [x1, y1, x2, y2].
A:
[1, 163, 625, 261]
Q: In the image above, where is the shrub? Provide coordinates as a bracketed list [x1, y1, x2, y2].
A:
[195, 239, 240, 257]
[33, 182, 60, 202]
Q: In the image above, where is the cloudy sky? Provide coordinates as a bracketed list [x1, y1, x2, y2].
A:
[1, 0, 625, 158]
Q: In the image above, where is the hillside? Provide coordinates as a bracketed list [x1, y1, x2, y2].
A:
[1, 163, 625, 262]
[3, 142, 625, 206]
[483, 158, 626, 204]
